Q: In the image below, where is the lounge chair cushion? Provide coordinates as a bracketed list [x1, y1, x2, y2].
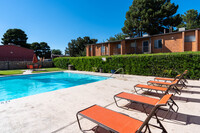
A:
[154, 77, 174, 81]
[148, 80, 177, 85]
[135, 84, 168, 91]
[79, 105, 143, 133]
[116, 92, 159, 105]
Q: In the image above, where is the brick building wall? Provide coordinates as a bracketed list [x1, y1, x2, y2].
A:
[0, 45, 34, 61]
[86, 29, 200, 56]
[112, 42, 121, 55]
[151, 33, 183, 53]
[124, 40, 137, 54]
[184, 31, 196, 51]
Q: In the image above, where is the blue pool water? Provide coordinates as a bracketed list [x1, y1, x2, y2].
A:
[0, 72, 110, 102]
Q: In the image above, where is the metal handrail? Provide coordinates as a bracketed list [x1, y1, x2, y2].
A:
[110, 68, 124, 77]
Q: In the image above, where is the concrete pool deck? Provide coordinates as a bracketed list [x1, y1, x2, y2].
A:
[0, 70, 200, 133]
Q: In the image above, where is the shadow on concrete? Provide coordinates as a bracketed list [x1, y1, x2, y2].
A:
[181, 89, 200, 94]
[142, 91, 200, 103]
[187, 85, 200, 88]
[124, 103, 200, 125]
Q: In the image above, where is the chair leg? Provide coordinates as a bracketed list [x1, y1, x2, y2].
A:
[134, 86, 141, 94]
[76, 113, 84, 132]
[141, 104, 149, 116]
[160, 103, 173, 121]
[113, 95, 132, 110]
[174, 86, 181, 95]
[144, 124, 151, 133]
[147, 124, 152, 133]
[170, 98, 179, 112]
[160, 98, 179, 121]
[113, 95, 120, 108]
[155, 114, 168, 133]
[170, 86, 181, 95]
[180, 80, 187, 88]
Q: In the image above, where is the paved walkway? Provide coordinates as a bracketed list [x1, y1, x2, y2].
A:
[0, 71, 200, 133]
[22, 70, 33, 74]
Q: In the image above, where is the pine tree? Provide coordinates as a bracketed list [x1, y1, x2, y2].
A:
[122, 0, 182, 37]
[65, 37, 98, 57]
[177, 9, 200, 30]
[107, 33, 128, 41]
[1, 29, 28, 48]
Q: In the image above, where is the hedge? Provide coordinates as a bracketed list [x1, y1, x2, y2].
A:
[53, 52, 200, 80]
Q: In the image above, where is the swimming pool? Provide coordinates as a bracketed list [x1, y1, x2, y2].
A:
[0, 72, 110, 102]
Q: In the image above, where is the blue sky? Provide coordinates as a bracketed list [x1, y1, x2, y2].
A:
[0, 0, 199, 54]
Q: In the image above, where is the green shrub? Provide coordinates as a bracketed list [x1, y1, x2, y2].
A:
[92, 67, 98, 72]
[53, 52, 200, 79]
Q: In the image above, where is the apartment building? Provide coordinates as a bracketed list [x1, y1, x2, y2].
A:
[86, 28, 200, 56]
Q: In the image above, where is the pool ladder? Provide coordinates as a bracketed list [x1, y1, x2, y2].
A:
[110, 68, 124, 77]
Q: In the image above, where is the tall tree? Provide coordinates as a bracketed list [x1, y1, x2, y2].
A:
[52, 49, 62, 55]
[122, 0, 182, 37]
[1, 29, 28, 48]
[177, 9, 200, 30]
[107, 33, 128, 41]
[30, 42, 51, 58]
[40, 42, 51, 58]
[65, 36, 98, 57]
[30, 42, 41, 57]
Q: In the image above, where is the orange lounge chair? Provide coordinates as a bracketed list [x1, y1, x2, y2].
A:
[147, 80, 178, 87]
[29, 65, 33, 69]
[149, 70, 188, 87]
[154, 70, 188, 86]
[114, 92, 178, 120]
[134, 82, 181, 95]
[77, 95, 171, 133]
[154, 75, 180, 82]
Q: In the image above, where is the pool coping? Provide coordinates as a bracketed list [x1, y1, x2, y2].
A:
[0, 70, 113, 79]
[0, 70, 199, 82]
[0, 71, 65, 77]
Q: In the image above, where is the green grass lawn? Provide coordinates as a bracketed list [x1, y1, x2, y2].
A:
[32, 67, 66, 73]
[0, 68, 66, 75]
[0, 70, 24, 75]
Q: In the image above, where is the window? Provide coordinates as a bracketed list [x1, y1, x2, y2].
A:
[131, 42, 136, 47]
[101, 46, 105, 53]
[117, 44, 121, 49]
[185, 35, 195, 42]
[89, 47, 92, 51]
[154, 39, 162, 49]
[143, 41, 149, 52]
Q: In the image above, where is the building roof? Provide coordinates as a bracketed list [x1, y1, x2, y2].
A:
[0, 45, 35, 61]
[127, 28, 200, 41]
[87, 28, 200, 45]
[51, 54, 70, 59]
[87, 40, 121, 46]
